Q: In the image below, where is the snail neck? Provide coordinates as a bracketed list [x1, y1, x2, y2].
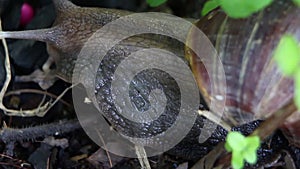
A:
[0, 28, 56, 44]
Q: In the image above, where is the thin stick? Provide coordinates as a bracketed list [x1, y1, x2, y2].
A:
[0, 119, 81, 143]
[198, 110, 231, 131]
[37, 83, 77, 117]
[251, 100, 297, 140]
[4, 89, 71, 107]
[96, 129, 113, 168]
[135, 145, 151, 169]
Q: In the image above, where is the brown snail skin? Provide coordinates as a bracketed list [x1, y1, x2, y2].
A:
[1, 0, 300, 163]
[0, 0, 132, 82]
[1, 0, 225, 160]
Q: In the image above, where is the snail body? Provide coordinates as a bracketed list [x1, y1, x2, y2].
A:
[1, 0, 217, 159]
[1, 0, 300, 161]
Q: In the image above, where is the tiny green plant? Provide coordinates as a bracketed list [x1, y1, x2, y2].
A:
[202, 0, 300, 17]
[274, 34, 300, 109]
[202, 0, 273, 17]
[146, 0, 167, 7]
[201, 0, 220, 16]
[225, 132, 260, 169]
[146, 0, 300, 12]
[294, 0, 300, 6]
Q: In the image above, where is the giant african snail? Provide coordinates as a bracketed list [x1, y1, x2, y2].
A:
[0, 0, 300, 159]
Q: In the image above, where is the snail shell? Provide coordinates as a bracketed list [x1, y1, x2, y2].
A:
[186, 0, 300, 146]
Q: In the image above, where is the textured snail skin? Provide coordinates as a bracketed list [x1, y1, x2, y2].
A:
[0, 0, 229, 159]
[1, 0, 299, 159]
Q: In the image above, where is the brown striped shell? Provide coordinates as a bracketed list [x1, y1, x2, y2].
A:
[186, 0, 300, 145]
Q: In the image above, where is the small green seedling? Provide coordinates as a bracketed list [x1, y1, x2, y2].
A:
[146, 0, 167, 7]
[225, 132, 260, 169]
[274, 34, 300, 109]
[293, 0, 300, 6]
[202, 0, 273, 18]
[274, 35, 300, 76]
[201, 0, 220, 16]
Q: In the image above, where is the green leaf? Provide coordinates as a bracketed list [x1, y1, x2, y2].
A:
[225, 141, 233, 152]
[232, 151, 244, 169]
[226, 132, 246, 151]
[226, 132, 261, 168]
[295, 70, 300, 109]
[202, 0, 220, 16]
[146, 0, 167, 7]
[244, 136, 260, 164]
[293, 0, 300, 6]
[219, 0, 252, 18]
[245, 0, 273, 12]
[245, 136, 260, 151]
[274, 34, 300, 76]
[220, 0, 273, 18]
[243, 150, 257, 164]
